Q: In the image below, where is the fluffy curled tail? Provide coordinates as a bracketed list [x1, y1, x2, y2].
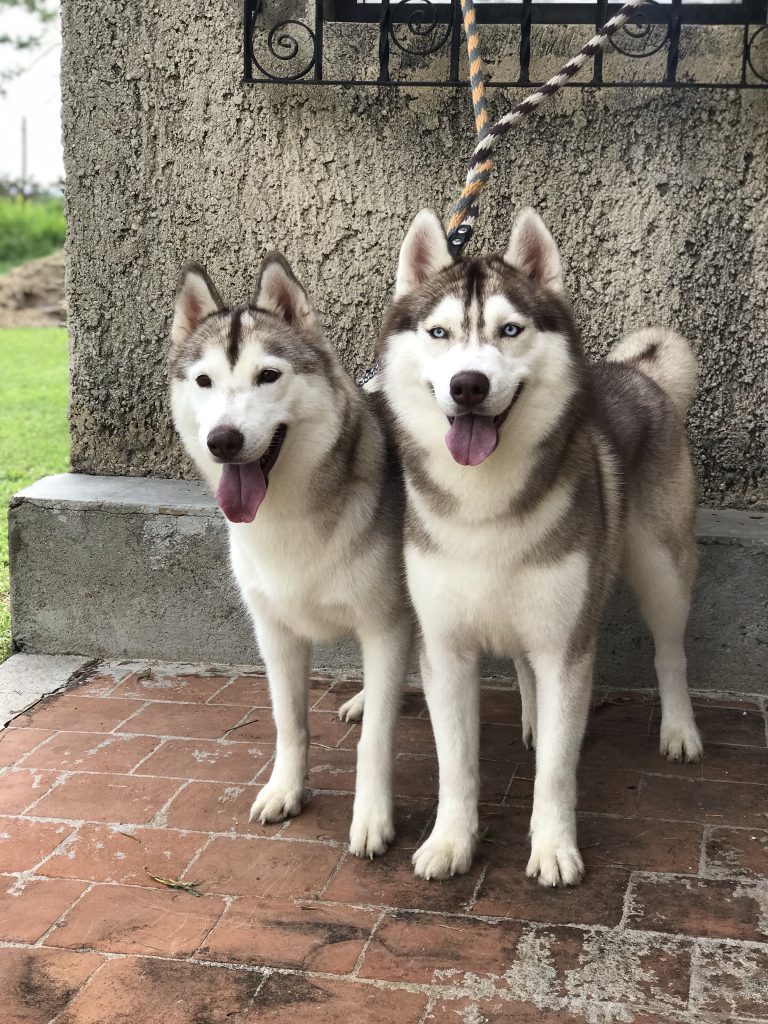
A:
[607, 327, 697, 418]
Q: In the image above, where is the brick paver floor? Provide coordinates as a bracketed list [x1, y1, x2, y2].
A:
[0, 662, 766, 1023]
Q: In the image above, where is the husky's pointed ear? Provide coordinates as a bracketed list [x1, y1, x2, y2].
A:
[172, 262, 223, 346]
[252, 252, 321, 338]
[504, 208, 564, 293]
[395, 209, 453, 297]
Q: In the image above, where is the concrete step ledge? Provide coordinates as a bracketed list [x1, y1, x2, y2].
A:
[0, 653, 94, 728]
[9, 474, 768, 692]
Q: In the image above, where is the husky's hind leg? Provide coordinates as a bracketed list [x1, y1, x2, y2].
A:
[349, 617, 412, 858]
[514, 655, 537, 749]
[624, 523, 703, 763]
[248, 609, 312, 823]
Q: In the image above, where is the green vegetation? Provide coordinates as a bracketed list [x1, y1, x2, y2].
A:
[0, 195, 66, 273]
[0, 328, 69, 661]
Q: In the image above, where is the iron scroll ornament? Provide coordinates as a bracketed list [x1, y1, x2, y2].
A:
[747, 24, 768, 82]
[248, 0, 317, 81]
[243, 0, 768, 88]
[388, 0, 454, 56]
[609, 0, 670, 58]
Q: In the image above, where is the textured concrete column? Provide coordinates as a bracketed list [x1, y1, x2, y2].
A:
[61, 2, 767, 507]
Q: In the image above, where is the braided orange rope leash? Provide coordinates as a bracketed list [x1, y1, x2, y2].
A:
[446, 0, 651, 255]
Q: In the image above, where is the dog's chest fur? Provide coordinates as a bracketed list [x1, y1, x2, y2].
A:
[406, 479, 594, 657]
[230, 511, 377, 639]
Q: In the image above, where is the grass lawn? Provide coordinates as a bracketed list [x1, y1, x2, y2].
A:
[0, 328, 69, 662]
[0, 196, 66, 274]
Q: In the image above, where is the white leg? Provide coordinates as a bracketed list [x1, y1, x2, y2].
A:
[248, 610, 311, 824]
[338, 689, 365, 723]
[526, 650, 592, 888]
[625, 528, 702, 762]
[412, 641, 480, 880]
[349, 618, 412, 858]
[514, 655, 537, 749]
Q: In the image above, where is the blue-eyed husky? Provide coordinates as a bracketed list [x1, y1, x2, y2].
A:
[169, 253, 412, 857]
[377, 207, 702, 885]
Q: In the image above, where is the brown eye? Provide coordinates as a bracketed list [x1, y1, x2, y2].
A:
[258, 368, 282, 385]
[196, 374, 212, 388]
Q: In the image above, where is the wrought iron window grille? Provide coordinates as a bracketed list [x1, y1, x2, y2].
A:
[244, 0, 768, 88]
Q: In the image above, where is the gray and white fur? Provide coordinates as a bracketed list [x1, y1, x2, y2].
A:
[377, 207, 702, 886]
[169, 253, 412, 857]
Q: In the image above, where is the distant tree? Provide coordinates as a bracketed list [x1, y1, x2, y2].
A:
[0, 0, 58, 94]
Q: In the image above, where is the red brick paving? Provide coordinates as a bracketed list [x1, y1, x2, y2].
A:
[426, 997, 591, 1022]
[472, 862, 631, 925]
[199, 896, 378, 973]
[110, 671, 231, 702]
[0, 662, 765, 1023]
[693, 941, 768, 1018]
[0, 727, 53, 766]
[0, 818, 72, 873]
[120, 701, 247, 739]
[627, 874, 768, 941]
[0, 875, 87, 942]
[13, 694, 143, 733]
[704, 826, 768, 880]
[651, 703, 767, 747]
[29, 771, 181, 824]
[19, 731, 160, 774]
[636, 774, 768, 828]
[133, 736, 273, 783]
[700, 741, 768, 783]
[0, 767, 58, 814]
[191, 835, 343, 898]
[46, 883, 226, 956]
[0, 947, 104, 1024]
[55, 956, 265, 1024]
[39, 823, 207, 885]
[164, 780, 267, 834]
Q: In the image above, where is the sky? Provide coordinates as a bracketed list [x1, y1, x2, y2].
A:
[0, 6, 63, 188]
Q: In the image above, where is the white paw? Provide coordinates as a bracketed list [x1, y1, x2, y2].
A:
[349, 801, 395, 859]
[521, 710, 537, 750]
[338, 690, 365, 723]
[660, 717, 703, 763]
[249, 782, 305, 824]
[526, 835, 584, 887]
[412, 828, 476, 880]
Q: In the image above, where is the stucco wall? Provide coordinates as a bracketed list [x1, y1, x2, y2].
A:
[61, 1, 768, 507]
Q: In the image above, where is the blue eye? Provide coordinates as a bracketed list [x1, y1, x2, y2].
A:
[502, 323, 522, 338]
[428, 326, 447, 340]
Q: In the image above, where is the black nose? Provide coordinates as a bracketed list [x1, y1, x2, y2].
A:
[207, 426, 244, 461]
[450, 371, 490, 409]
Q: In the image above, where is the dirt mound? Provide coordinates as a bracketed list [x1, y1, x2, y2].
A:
[0, 249, 66, 328]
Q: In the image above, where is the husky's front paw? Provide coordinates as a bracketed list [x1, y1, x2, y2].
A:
[349, 802, 395, 859]
[526, 835, 584, 887]
[413, 828, 476, 880]
[660, 717, 703, 763]
[338, 690, 365, 723]
[250, 782, 305, 824]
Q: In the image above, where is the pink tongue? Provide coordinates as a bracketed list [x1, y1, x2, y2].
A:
[445, 414, 498, 466]
[216, 463, 267, 523]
